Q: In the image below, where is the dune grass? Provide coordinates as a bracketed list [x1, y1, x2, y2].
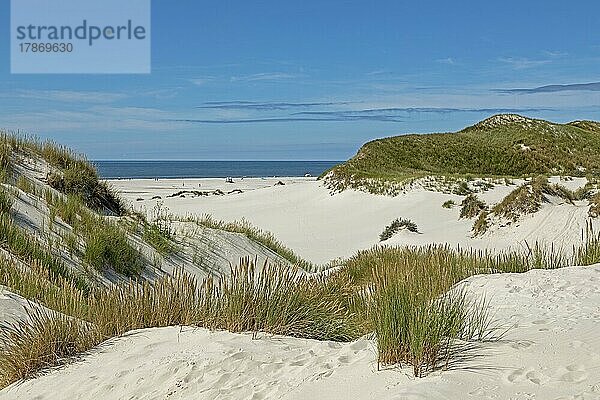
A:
[368, 269, 491, 376]
[81, 215, 143, 277]
[0, 310, 97, 388]
[0, 257, 364, 385]
[459, 194, 486, 219]
[589, 192, 600, 218]
[48, 194, 144, 277]
[492, 177, 547, 221]
[325, 115, 600, 195]
[379, 218, 419, 241]
[2, 233, 599, 386]
[0, 131, 125, 216]
[442, 200, 455, 209]
[471, 211, 490, 236]
[191, 214, 313, 271]
[0, 212, 89, 290]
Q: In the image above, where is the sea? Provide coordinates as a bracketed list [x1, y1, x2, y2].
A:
[94, 160, 341, 179]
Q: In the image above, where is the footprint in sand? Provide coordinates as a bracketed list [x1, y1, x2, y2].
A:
[560, 364, 588, 383]
[507, 368, 550, 385]
[510, 340, 534, 350]
[525, 370, 550, 385]
[507, 368, 527, 383]
[349, 340, 370, 352]
[532, 319, 549, 325]
[114, 370, 130, 379]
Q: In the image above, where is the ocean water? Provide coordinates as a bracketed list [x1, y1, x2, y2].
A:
[94, 160, 341, 179]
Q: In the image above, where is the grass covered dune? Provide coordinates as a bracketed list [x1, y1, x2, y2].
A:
[4, 264, 599, 400]
[325, 114, 600, 194]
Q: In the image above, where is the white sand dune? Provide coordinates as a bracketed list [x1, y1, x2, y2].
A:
[111, 177, 595, 265]
[0, 287, 46, 326]
[3, 265, 600, 400]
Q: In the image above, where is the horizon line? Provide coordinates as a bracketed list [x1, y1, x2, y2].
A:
[91, 159, 344, 162]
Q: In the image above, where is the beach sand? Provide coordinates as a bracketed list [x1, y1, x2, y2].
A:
[110, 177, 595, 265]
[4, 265, 600, 399]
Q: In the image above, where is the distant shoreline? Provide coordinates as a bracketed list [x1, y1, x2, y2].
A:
[95, 160, 340, 180]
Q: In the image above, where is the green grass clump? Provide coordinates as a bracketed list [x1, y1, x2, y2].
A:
[589, 193, 600, 218]
[367, 264, 492, 376]
[15, 176, 33, 194]
[0, 187, 13, 214]
[492, 177, 547, 221]
[472, 211, 489, 236]
[142, 222, 173, 256]
[442, 200, 455, 209]
[453, 181, 472, 195]
[83, 216, 143, 277]
[379, 218, 419, 241]
[0, 133, 126, 216]
[0, 309, 98, 387]
[197, 258, 363, 341]
[47, 165, 124, 216]
[0, 213, 88, 290]
[48, 194, 144, 277]
[51, 194, 83, 226]
[459, 194, 486, 219]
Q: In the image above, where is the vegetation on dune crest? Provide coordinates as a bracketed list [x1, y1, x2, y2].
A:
[471, 211, 490, 236]
[379, 218, 419, 241]
[0, 132, 124, 215]
[47, 193, 145, 277]
[191, 214, 314, 270]
[442, 200, 455, 209]
[459, 194, 486, 219]
[589, 193, 600, 218]
[490, 176, 592, 224]
[324, 114, 600, 194]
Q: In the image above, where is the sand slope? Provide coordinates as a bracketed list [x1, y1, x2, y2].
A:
[112, 178, 596, 265]
[4, 265, 600, 400]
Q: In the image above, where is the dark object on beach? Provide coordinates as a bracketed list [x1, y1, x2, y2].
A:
[151, 196, 162, 200]
[225, 177, 234, 183]
[136, 198, 144, 201]
[275, 181, 285, 186]
[228, 189, 243, 194]
[305, 173, 312, 177]
[214, 189, 225, 195]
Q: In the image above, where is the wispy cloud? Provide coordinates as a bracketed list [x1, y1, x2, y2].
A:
[173, 106, 553, 124]
[496, 82, 600, 94]
[498, 57, 552, 70]
[3, 89, 127, 104]
[0, 106, 181, 132]
[436, 57, 456, 65]
[196, 101, 353, 111]
[230, 72, 304, 82]
[189, 77, 215, 86]
[542, 50, 567, 58]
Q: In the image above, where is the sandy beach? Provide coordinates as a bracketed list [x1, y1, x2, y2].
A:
[110, 176, 595, 265]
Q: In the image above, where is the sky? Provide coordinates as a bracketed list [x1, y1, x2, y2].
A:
[1, 0, 600, 160]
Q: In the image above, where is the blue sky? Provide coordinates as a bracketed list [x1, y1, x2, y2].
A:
[1, 0, 600, 160]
